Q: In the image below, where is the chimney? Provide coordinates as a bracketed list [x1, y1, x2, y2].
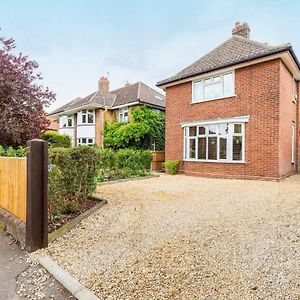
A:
[125, 81, 130, 87]
[232, 21, 250, 39]
[98, 76, 109, 93]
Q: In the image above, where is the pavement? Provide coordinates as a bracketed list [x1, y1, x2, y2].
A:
[0, 229, 73, 300]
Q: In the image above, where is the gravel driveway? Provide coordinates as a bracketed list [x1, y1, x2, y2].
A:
[42, 174, 300, 299]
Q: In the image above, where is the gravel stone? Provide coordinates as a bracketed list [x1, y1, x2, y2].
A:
[39, 174, 300, 299]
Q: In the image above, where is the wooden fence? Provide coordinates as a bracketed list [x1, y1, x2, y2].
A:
[152, 151, 165, 171]
[0, 157, 27, 221]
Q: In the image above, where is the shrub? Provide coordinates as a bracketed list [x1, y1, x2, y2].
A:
[48, 146, 100, 219]
[97, 148, 152, 180]
[103, 106, 165, 150]
[41, 131, 71, 148]
[164, 160, 180, 175]
[0, 146, 5, 156]
[0, 145, 26, 157]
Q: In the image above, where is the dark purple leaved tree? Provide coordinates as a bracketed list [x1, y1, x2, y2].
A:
[0, 34, 55, 146]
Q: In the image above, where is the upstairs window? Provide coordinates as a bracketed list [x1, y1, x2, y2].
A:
[119, 107, 129, 122]
[292, 79, 297, 102]
[79, 110, 94, 124]
[60, 115, 73, 128]
[193, 72, 234, 103]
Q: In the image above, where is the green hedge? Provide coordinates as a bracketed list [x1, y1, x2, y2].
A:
[97, 148, 152, 181]
[0, 145, 26, 157]
[41, 131, 71, 148]
[48, 146, 100, 219]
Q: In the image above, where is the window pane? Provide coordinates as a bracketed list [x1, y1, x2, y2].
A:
[219, 123, 229, 135]
[234, 124, 242, 134]
[208, 125, 217, 135]
[198, 126, 206, 135]
[88, 114, 94, 123]
[193, 81, 203, 101]
[208, 137, 217, 160]
[68, 118, 72, 127]
[233, 136, 243, 160]
[189, 138, 196, 159]
[219, 137, 227, 159]
[82, 115, 86, 123]
[204, 78, 211, 85]
[189, 127, 197, 136]
[204, 82, 222, 99]
[223, 73, 234, 96]
[198, 137, 206, 159]
[82, 138, 87, 144]
[88, 138, 93, 144]
[213, 76, 221, 83]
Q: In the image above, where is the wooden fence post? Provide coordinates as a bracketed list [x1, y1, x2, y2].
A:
[26, 139, 48, 251]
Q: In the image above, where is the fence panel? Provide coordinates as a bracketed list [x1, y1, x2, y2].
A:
[0, 157, 27, 221]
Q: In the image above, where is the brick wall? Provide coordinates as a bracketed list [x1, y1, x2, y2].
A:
[279, 61, 297, 177]
[165, 59, 289, 180]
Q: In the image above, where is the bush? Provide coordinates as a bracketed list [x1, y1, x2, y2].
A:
[41, 131, 71, 148]
[103, 106, 165, 150]
[0, 145, 26, 157]
[97, 148, 152, 181]
[48, 146, 100, 219]
[164, 160, 180, 175]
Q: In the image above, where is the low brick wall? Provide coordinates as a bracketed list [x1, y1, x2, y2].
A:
[0, 207, 26, 248]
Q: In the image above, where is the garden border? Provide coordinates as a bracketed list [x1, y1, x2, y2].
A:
[97, 174, 159, 186]
[48, 196, 107, 243]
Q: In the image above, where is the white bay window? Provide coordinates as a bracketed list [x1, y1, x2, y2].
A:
[78, 110, 94, 125]
[192, 71, 234, 103]
[183, 117, 248, 163]
[78, 138, 95, 145]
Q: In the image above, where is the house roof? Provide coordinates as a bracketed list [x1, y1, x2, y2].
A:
[157, 35, 297, 87]
[49, 81, 165, 116]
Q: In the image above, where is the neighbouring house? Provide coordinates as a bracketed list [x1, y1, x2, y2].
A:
[48, 78, 165, 146]
[157, 21, 300, 180]
[46, 115, 59, 131]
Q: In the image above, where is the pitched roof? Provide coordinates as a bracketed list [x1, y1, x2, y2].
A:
[49, 81, 165, 116]
[157, 35, 293, 86]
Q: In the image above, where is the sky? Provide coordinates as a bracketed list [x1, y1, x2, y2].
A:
[1, 0, 300, 112]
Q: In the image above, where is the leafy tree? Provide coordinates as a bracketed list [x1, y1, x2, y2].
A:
[103, 106, 165, 150]
[0, 33, 55, 146]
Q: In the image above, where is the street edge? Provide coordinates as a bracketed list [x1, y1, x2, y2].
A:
[32, 254, 100, 300]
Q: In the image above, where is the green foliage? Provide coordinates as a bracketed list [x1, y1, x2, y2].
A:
[48, 146, 100, 219]
[0, 145, 26, 157]
[97, 148, 152, 181]
[163, 160, 180, 175]
[103, 106, 165, 150]
[41, 131, 71, 148]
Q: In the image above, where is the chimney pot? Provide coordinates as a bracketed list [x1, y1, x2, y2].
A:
[232, 21, 250, 39]
[98, 76, 109, 93]
[125, 81, 130, 87]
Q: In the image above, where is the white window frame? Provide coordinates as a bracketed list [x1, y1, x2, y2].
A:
[60, 115, 73, 128]
[78, 110, 95, 125]
[77, 138, 95, 146]
[182, 116, 249, 163]
[192, 71, 235, 103]
[291, 125, 295, 164]
[119, 107, 129, 122]
[292, 78, 297, 103]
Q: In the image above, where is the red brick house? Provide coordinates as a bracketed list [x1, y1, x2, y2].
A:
[157, 22, 300, 180]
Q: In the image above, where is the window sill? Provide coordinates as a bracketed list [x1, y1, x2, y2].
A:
[183, 159, 246, 164]
[191, 94, 236, 104]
